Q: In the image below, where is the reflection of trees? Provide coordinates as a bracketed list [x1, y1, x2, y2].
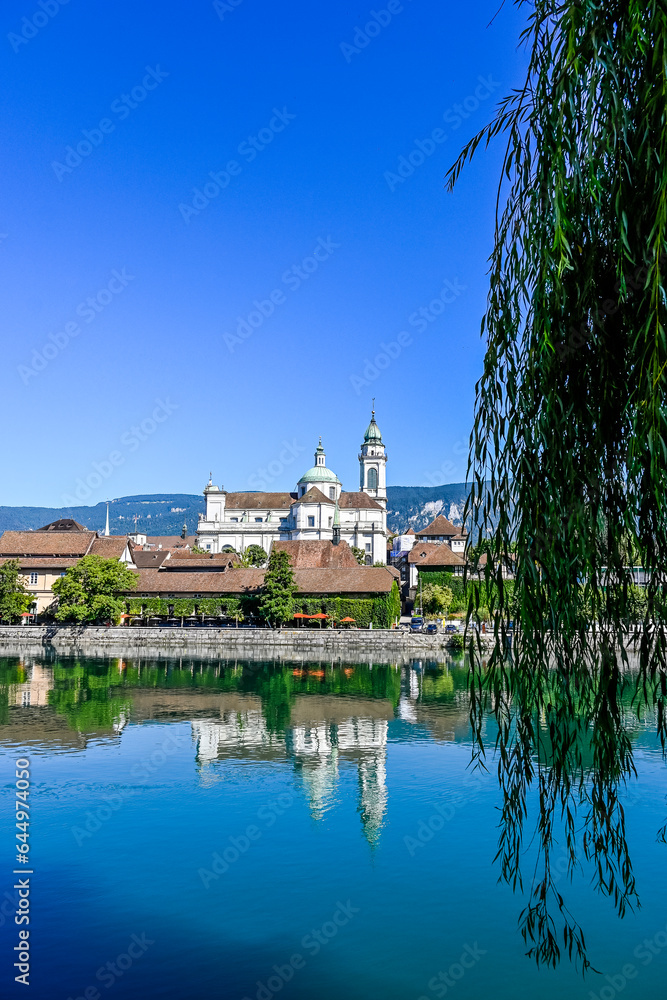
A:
[470, 644, 659, 973]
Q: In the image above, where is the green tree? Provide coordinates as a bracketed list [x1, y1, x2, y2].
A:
[258, 549, 297, 626]
[351, 546, 365, 566]
[420, 582, 453, 618]
[0, 560, 32, 622]
[240, 544, 268, 567]
[190, 544, 208, 554]
[448, 0, 667, 973]
[52, 555, 138, 624]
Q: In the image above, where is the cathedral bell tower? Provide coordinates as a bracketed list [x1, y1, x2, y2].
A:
[359, 405, 387, 507]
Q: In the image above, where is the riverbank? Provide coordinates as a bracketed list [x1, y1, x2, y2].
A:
[0, 625, 483, 662]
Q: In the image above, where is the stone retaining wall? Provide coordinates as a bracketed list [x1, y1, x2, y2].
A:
[0, 625, 484, 663]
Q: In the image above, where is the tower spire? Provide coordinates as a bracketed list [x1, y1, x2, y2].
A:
[104, 501, 110, 537]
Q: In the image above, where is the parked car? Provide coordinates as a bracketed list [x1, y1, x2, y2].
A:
[444, 624, 459, 634]
[410, 617, 424, 633]
[425, 622, 438, 634]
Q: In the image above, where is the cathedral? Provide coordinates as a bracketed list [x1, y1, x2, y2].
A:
[196, 410, 388, 564]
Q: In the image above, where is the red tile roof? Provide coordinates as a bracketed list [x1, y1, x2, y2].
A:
[127, 566, 394, 597]
[293, 568, 394, 595]
[224, 493, 296, 510]
[338, 492, 383, 510]
[272, 540, 358, 568]
[0, 531, 96, 557]
[408, 543, 465, 566]
[89, 536, 130, 559]
[416, 515, 460, 537]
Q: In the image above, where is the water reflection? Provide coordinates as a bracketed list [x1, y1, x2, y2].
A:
[1, 652, 664, 976]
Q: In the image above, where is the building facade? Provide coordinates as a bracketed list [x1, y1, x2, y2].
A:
[196, 411, 389, 564]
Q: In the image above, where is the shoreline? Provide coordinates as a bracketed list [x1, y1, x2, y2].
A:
[0, 625, 478, 662]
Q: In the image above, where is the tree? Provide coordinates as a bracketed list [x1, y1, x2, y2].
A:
[191, 544, 208, 554]
[52, 555, 138, 624]
[240, 545, 268, 567]
[351, 546, 365, 566]
[0, 560, 32, 622]
[447, 0, 667, 973]
[420, 583, 453, 618]
[258, 550, 297, 626]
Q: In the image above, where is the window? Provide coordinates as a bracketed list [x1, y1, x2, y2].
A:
[367, 468, 378, 490]
[329, 487, 336, 500]
[255, 517, 263, 522]
[205, 544, 211, 550]
[328, 517, 333, 527]
[194, 593, 202, 598]
[365, 543, 372, 552]
[230, 517, 239, 522]
[307, 516, 315, 527]
[29, 572, 38, 585]
[141, 593, 149, 598]
[168, 593, 175, 598]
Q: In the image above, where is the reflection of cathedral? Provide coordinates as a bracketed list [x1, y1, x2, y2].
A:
[191, 705, 389, 846]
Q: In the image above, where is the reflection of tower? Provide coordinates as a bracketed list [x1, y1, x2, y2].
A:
[338, 718, 388, 847]
[291, 724, 339, 820]
[191, 711, 286, 785]
[10, 662, 54, 707]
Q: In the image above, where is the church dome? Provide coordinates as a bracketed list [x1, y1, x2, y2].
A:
[297, 466, 341, 486]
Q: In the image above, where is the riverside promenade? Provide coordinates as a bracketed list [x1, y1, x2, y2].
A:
[0, 625, 478, 662]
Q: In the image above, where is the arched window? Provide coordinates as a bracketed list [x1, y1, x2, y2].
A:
[367, 468, 378, 490]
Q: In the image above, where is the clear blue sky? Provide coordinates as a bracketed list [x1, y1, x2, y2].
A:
[1, 0, 528, 508]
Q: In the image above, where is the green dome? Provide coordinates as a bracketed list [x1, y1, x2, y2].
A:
[364, 413, 383, 444]
[297, 466, 341, 486]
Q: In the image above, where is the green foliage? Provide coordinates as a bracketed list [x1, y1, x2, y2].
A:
[52, 556, 138, 624]
[447, 634, 465, 651]
[350, 546, 366, 566]
[240, 545, 268, 567]
[259, 549, 297, 625]
[447, 0, 667, 974]
[190, 544, 207, 554]
[0, 560, 32, 622]
[420, 583, 453, 618]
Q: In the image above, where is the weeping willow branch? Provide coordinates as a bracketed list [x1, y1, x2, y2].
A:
[448, 0, 667, 973]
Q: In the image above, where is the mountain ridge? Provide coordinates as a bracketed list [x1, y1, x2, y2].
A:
[0, 486, 471, 537]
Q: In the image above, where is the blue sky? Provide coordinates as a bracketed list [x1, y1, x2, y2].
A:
[1, 0, 528, 508]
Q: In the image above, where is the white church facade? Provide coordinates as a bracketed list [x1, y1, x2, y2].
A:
[196, 411, 389, 564]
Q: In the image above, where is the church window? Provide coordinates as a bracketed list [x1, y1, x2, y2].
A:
[308, 516, 315, 527]
[367, 468, 378, 490]
[329, 487, 335, 499]
[254, 517, 262, 522]
[230, 517, 238, 522]
[328, 517, 333, 527]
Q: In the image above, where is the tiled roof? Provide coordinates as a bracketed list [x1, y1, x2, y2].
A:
[272, 540, 358, 568]
[160, 553, 239, 571]
[293, 568, 394, 595]
[224, 493, 296, 510]
[129, 569, 265, 595]
[143, 536, 195, 548]
[338, 492, 383, 510]
[416, 515, 460, 537]
[127, 566, 395, 597]
[36, 519, 88, 532]
[292, 487, 334, 505]
[132, 551, 170, 569]
[408, 543, 465, 566]
[0, 531, 96, 557]
[0, 557, 80, 569]
[89, 536, 130, 559]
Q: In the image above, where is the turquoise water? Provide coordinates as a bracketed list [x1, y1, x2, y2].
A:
[1, 654, 666, 1000]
